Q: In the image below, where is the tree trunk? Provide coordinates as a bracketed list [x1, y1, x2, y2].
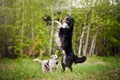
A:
[20, 0, 24, 55]
[49, 8, 54, 55]
[4, 16, 8, 57]
[78, 14, 88, 56]
[78, 25, 88, 56]
[2, 0, 8, 57]
[31, 12, 34, 41]
[68, 0, 71, 15]
[89, 26, 98, 56]
[78, 29, 84, 56]
[83, 26, 90, 55]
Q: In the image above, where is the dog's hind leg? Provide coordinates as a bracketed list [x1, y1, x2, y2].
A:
[67, 61, 73, 72]
[49, 67, 52, 72]
[61, 64, 66, 72]
[68, 66, 72, 72]
[61, 59, 66, 72]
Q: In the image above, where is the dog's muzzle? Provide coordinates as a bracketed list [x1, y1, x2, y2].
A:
[63, 20, 68, 23]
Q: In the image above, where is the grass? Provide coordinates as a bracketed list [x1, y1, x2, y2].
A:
[0, 56, 120, 80]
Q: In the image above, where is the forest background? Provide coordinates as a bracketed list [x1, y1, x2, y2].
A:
[0, 0, 120, 58]
[0, 0, 120, 80]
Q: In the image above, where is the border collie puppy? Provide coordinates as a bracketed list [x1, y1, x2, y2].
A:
[55, 16, 86, 72]
[34, 55, 58, 72]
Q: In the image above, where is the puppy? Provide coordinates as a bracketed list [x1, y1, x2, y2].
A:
[34, 55, 58, 72]
[55, 16, 86, 72]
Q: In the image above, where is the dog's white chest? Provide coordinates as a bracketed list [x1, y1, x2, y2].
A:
[55, 31, 61, 48]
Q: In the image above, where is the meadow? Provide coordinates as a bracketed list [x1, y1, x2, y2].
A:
[0, 56, 120, 80]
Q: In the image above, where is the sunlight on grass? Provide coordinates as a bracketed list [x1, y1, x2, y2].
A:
[0, 56, 120, 80]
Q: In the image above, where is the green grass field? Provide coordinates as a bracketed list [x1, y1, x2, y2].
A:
[0, 56, 120, 80]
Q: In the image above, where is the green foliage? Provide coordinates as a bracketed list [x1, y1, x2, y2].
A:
[0, 0, 120, 57]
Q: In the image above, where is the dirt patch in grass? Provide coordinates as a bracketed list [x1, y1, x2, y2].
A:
[0, 65, 11, 71]
[105, 69, 119, 80]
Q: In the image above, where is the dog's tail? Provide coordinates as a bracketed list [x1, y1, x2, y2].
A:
[33, 58, 42, 63]
[73, 55, 87, 64]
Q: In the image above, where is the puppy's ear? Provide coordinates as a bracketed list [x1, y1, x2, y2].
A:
[51, 55, 58, 59]
[51, 55, 54, 58]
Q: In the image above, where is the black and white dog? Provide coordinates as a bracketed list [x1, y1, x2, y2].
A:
[34, 55, 58, 72]
[55, 16, 86, 72]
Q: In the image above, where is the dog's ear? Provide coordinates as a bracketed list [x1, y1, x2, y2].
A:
[51, 55, 58, 59]
[51, 55, 55, 58]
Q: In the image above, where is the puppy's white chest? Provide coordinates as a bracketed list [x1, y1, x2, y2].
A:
[62, 22, 69, 28]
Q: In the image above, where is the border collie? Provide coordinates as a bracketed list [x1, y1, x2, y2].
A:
[34, 55, 58, 72]
[55, 16, 86, 72]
